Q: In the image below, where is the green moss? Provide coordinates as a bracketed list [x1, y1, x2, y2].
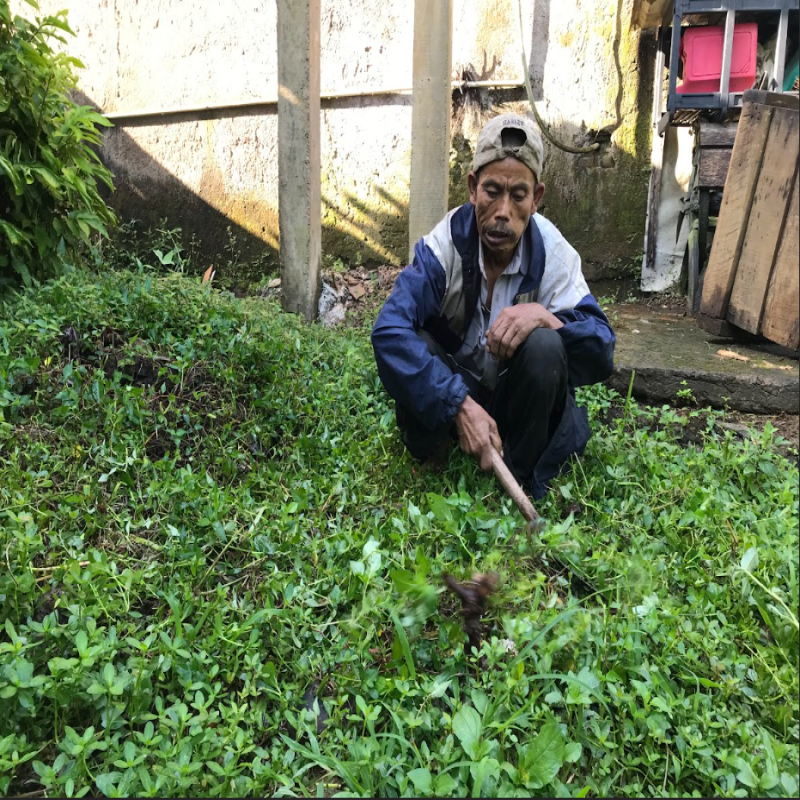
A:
[319, 171, 410, 267]
[449, 133, 474, 210]
[540, 22, 654, 272]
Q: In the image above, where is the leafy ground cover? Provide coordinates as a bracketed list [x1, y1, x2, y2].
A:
[1, 267, 798, 798]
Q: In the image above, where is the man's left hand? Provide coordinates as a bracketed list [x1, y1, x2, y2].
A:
[486, 303, 564, 361]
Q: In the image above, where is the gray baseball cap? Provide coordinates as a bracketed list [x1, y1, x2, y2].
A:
[473, 114, 543, 181]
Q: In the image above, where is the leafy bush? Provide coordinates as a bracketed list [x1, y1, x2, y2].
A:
[0, 0, 115, 287]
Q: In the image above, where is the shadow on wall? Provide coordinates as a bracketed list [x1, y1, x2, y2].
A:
[77, 90, 412, 280]
[320, 94, 411, 267]
[75, 91, 278, 278]
[323, 183, 409, 267]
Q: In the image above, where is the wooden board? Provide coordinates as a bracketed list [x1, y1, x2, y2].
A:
[742, 90, 800, 112]
[698, 122, 738, 148]
[700, 103, 773, 319]
[760, 177, 800, 351]
[632, 0, 673, 30]
[728, 107, 800, 334]
[697, 148, 732, 189]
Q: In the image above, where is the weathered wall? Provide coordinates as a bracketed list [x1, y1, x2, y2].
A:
[526, 0, 655, 272]
[12, 0, 653, 274]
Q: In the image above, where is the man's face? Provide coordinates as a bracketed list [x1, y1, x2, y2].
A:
[468, 158, 546, 266]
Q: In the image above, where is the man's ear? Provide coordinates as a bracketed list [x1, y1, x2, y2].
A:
[533, 182, 546, 211]
[468, 171, 478, 204]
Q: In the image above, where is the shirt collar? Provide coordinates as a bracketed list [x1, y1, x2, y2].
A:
[477, 230, 529, 280]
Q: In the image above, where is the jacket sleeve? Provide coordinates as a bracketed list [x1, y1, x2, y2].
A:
[554, 293, 616, 387]
[371, 240, 469, 429]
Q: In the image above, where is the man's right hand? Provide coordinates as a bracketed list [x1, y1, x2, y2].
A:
[455, 396, 502, 472]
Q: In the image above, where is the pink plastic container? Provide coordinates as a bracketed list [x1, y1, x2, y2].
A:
[677, 23, 758, 95]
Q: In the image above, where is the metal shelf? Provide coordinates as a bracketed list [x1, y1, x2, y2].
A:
[677, 0, 796, 11]
[660, 0, 799, 132]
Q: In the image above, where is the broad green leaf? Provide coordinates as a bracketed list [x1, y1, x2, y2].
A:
[740, 546, 759, 572]
[471, 688, 488, 715]
[94, 771, 121, 796]
[452, 704, 482, 760]
[524, 722, 565, 788]
[564, 742, 582, 763]
[470, 758, 500, 796]
[427, 675, 451, 699]
[734, 758, 759, 789]
[389, 609, 416, 680]
[407, 768, 432, 795]
[434, 774, 458, 795]
[781, 773, 799, 796]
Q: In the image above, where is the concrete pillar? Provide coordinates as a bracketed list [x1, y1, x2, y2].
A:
[408, 0, 454, 263]
[277, 0, 321, 320]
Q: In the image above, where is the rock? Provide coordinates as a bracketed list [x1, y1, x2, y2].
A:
[259, 277, 282, 299]
[719, 422, 755, 440]
[319, 282, 347, 328]
[318, 282, 339, 316]
[347, 282, 366, 301]
[320, 304, 346, 329]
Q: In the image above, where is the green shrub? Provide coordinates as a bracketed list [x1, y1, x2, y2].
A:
[0, 0, 115, 287]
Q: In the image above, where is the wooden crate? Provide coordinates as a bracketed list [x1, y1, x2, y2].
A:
[699, 91, 799, 351]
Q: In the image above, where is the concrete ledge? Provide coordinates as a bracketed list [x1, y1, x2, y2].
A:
[606, 302, 799, 415]
[607, 365, 799, 415]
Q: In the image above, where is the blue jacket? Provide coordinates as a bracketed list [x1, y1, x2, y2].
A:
[372, 203, 615, 498]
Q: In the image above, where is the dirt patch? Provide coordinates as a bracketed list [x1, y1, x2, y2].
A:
[598, 403, 799, 459]
[33, 586, 63, 622]
[323, 265, 402, 328]
[722, 412, 799, 454]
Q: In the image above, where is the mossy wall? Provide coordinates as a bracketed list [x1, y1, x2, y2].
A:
[527, 0, 655, 276]
[448, 0, 656, 278]
[25, 0, 654, 277]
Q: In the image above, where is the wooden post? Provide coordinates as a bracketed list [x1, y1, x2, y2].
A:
[408, 0, 454, 263]
[773, 9, 789, 92]
[277, 0, 321, 321]
[718, 9, 735, 112]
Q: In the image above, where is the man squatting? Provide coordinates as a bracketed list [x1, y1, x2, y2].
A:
[371, 113, 616, 499]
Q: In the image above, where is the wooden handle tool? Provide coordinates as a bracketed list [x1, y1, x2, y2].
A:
[491, 449, 546, 533]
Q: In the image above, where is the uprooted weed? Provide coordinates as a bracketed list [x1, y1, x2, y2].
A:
[0, 268, 797, 798]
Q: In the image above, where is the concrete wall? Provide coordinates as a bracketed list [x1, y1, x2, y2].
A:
[12, 0, 654, 276]
[525, 0, 656, 272]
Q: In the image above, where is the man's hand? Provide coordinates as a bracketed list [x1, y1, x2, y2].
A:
[486, 303, 564, 361]
[455, 395, 502, 472]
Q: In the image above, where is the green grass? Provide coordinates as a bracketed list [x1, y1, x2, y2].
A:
[0, 267, 797, 798]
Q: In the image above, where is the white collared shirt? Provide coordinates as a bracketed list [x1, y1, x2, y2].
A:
[446, 234, 529, 391]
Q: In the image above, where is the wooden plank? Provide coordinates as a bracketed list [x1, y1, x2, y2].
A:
[697, 148, 732, 189]
[698, 121, 738, 148]
[743, 90, 799, 112]
[728, 108, 799, 334]
[645, 139, 664, 273]
[632, 0, 674, 30]
[761, 176, 800, 350]
[687, 219, 701, 313]
[696, 313, 740, 338]
[277, 0, 322, 321]
[700, 102, 773, 319]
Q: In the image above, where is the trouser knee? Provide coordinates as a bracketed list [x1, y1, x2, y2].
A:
[509, 327, 568, 390]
